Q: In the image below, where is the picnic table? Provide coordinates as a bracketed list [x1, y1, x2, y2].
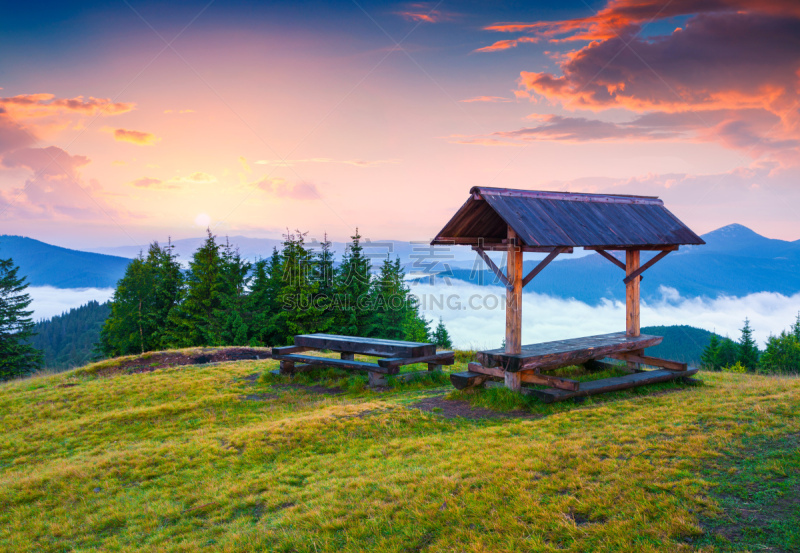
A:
[451, 332, 698, 403]
[271, 333, 455, 387]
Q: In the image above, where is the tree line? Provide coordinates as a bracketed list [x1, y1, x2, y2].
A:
[99, 229, 452, 357]
[700, 316, 800, 373]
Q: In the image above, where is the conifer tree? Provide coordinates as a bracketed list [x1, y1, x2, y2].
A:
[274, 230, 325, 345]
[716, 336, 739, 369]
[369, 256, 407, 339]
[0, 257, 43, 380]
[313, 233, 337, 332]
[737, 318, 759, 371]
[432, 317, 453, 349]
[214, 239, 251, 346]
[101, 241, 184, 356]
[335, 229, 373, 336]
[701, 333, 720, 369]
[247, 248, 284, 346]
[165, 229, 226, 347]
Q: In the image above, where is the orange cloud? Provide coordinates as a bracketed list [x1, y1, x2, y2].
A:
[460, 96, 513, 103]
[0, 93, 134, 119]
[473, 36, 538, 53]
[112, 128, 160, 146]
[396, 3, 453, 23]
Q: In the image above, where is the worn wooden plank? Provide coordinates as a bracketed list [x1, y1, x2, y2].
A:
[506, 226, 523, 356]
[450, 371, 489, 390]
[272, 353, 396, 374]
[272, 345, 312, 355]
[595, 249, 626, 271]
[293, 334, 435, 358]
[521, 247, 566, 288]
[477, 332, 663, 372]
[623, 249, 674, 284]
[474, 247, 509, 287]
[609, 353, 688, 372]
[467, 363, 579, 391]
[472, 244, 573, 253]
[473, 187, 663, 205]
[528, 367, 699, 403]
[377, 351, 455, 369]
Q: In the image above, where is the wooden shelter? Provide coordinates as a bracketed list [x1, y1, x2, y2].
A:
[433, 187, 705, 401]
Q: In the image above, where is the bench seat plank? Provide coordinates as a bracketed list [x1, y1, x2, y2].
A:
[271, 353, 396, 374]
[377, 351, 455, 369]
[529, 367, 698, 403]
[477, 332, 662, 372]
[294, 333, 435, 358]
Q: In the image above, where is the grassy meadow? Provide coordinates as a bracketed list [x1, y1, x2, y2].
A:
[0, 350, 798, 552]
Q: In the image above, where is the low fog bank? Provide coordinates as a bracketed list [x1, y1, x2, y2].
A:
[28, 286, 115, 321]
[410, 281, 800, 350]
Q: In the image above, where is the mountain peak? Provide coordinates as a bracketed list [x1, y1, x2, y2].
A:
[702, 223, 760, 240]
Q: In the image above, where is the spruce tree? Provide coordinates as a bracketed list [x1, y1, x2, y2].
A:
[369, 256, 406, 340]
[100, 254, 155, 355]
[716, 337, 739, 369]
[701, 334, 720, 370]
[214, 239, 251, 346]
[274, 230, 324, 345]
[432, 317, 453, 349]
[737, 318, 759, 371]
[101, 241, 183, 356]
[165, 229, 225, 347]
[313, 233, 337, 332]
[335, 229, 373, 336]
[0, 257, 43, 380]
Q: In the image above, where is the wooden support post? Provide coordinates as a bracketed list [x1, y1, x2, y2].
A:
[505, 226, 523, 356]
[279, 359, 295, 375]
[368, 371, 387, 387]
[504, 371, 522, 391]
[427, 363, 442, 372]
[340, 352, 354, 360]
[626, 250, 641, 371]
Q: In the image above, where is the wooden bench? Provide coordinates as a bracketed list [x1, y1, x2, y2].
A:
[451, 332, 696, 402]
[271, 333, 455, 387]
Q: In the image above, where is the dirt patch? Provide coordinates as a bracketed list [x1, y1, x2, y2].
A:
[272, 383, 344, 396]
[91, 347, 271, 377]
[239, 393, 278, 401]
[412, 395, 542, 420]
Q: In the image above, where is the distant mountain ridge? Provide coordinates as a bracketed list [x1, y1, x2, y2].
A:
[3, 224, 800, 302]
[0, 235, 130, 288]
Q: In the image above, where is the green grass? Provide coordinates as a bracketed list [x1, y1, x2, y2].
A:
[0, 353, 798, 552]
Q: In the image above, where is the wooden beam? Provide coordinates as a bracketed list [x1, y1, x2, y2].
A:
[609, 353, 688, 372]
[505, 226, 523, 356]
[623, 249, 673, 284]
[474, 247, 509, 287]
[472, 244, 573, 253]
[584, 245, 680, 251]
[521, 247, 567, 288]
[595, 249, 626, 271]
[626, 250, 641, 340]
[467, 363, 579, 391]
[450, 371, 489, 390]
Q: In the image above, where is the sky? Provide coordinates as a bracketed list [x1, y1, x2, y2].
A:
[2, 0, 800, 249]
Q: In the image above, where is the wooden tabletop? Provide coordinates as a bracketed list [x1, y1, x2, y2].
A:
[294, 333, 436, 358]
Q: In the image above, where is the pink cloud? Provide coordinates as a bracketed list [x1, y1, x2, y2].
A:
[473, 36, 538, 53]
[460, 96, 513, 103]
[396, 3, 454, 23]
[111, 128, 160, 146]
[251, 177, 320, 200]
[0, 93, 134, 119]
